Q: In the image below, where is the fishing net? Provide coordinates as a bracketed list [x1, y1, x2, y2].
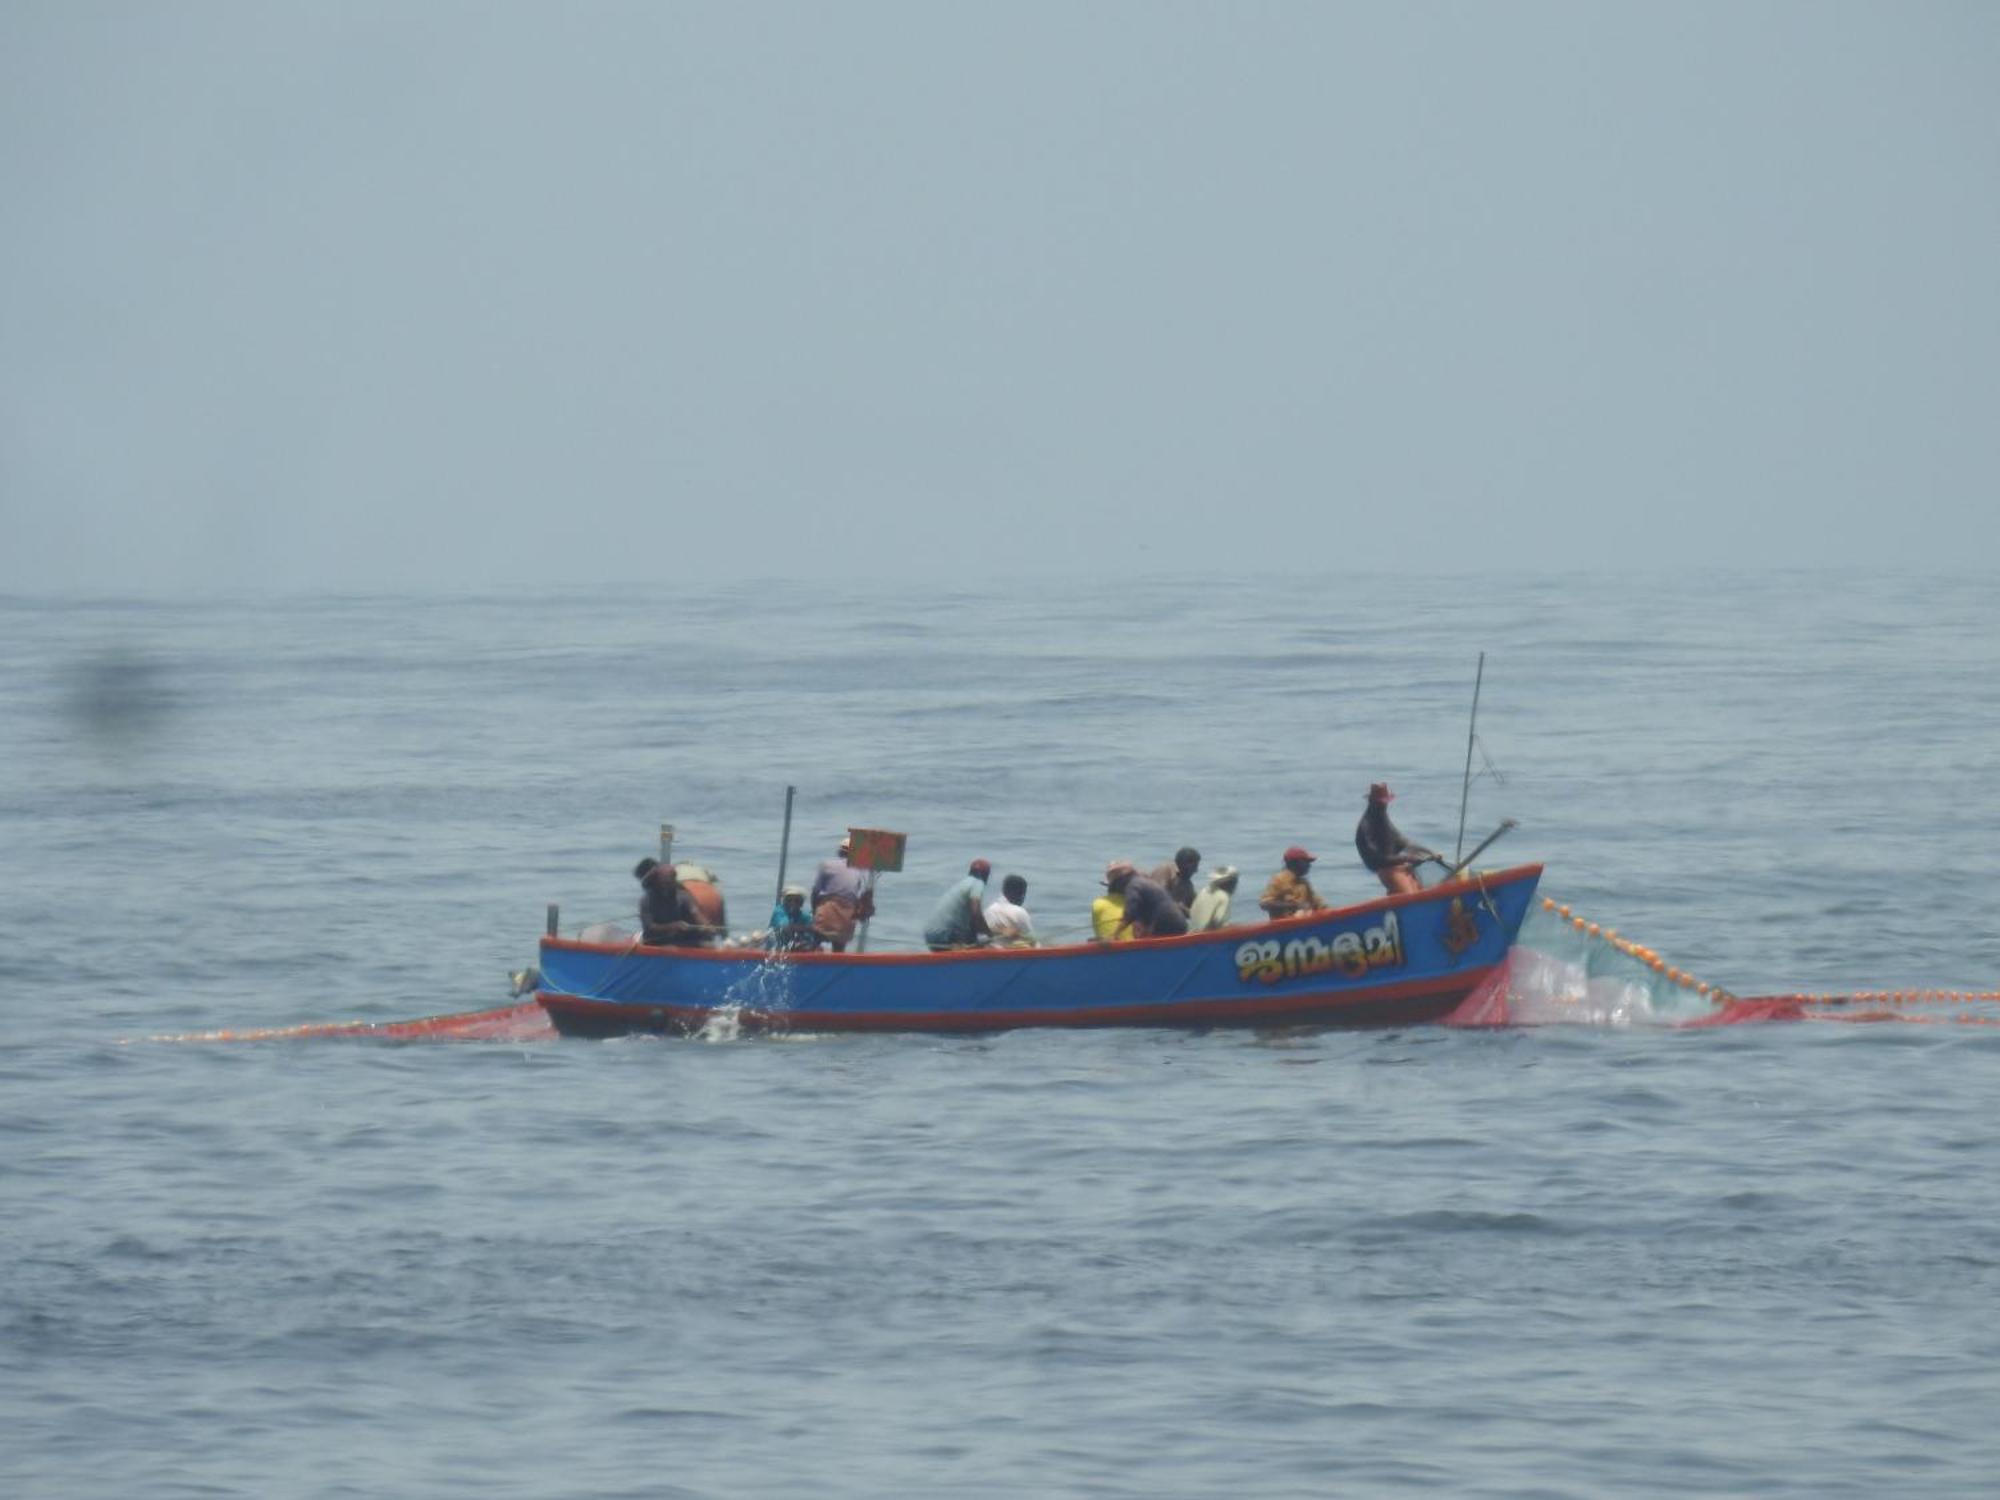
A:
[1449, 897, 2000, 1030]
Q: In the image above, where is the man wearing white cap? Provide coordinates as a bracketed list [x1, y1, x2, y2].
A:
[768, 885, 818, 951]
[1188, 866, 1240, 932]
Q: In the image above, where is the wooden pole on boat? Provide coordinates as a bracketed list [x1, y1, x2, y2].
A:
[546, 903, 560, 937]
[843, 828, 904, 956]
[773, 784, 796, 908]
[1454, 652, 1485, 867]
[659, 823, 675, 865]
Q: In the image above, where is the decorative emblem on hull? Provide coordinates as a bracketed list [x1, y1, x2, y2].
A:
[1441, 898, 1480, 959]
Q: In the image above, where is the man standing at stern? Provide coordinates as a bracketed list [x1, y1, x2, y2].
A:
[1356, 782, 1438, 896]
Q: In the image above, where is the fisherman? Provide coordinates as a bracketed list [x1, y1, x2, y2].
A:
[674, 862, 729, 935]
[924, 858, 994, 951]
[1355, 782, 1439, 896]
[1188, 865, 1239, 932]
[1093, 861, 1136, 943]
[1149, 846, 1202, 914]
[767, 885, 818, 951]
[1117, 866, 1190, 939]
[1258, 846, 1326, 920]
[810, 836, 874, 952]
[635, 858, 715, 947]
[984, 873, 1036, 948]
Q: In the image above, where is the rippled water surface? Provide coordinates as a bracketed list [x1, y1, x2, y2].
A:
[4, 573, 1997, 1497]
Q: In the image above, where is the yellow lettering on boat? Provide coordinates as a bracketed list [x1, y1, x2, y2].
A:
[1236, 911, 1406, 987]
[1366, 911, 1405, 969]
[1235, 938, 1288, 985]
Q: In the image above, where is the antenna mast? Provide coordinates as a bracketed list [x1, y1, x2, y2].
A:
[1454, 652, 1485, 866]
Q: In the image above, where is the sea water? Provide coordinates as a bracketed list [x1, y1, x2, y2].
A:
[3, 571, 1997, 1497]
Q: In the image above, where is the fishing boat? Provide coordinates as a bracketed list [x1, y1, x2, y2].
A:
[534, 863, 1544, 1037]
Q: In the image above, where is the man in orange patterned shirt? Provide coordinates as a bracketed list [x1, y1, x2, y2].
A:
[1258, 846, 1326, 920]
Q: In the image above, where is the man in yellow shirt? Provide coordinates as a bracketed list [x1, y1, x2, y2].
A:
[1092, 860, 1136, 942]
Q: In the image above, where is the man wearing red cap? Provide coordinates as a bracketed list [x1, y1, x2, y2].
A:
[1356, 782, 1438, 896]
[1259, 846, 1326, 920]
[923, 858, 995, 951]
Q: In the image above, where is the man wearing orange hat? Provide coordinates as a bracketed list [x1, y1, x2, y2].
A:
[1259, 846, 1326, 920]
[1356, 782, 1438, 896]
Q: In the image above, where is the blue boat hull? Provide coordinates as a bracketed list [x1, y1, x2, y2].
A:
[537, 864, 1543, 1037]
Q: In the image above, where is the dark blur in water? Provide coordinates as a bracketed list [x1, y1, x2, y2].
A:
[3, 572, 1997, 1498]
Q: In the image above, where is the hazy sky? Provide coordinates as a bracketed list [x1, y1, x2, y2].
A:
[2, 2, 1994, 591]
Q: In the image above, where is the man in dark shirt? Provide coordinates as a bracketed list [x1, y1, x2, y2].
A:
[1355, 783, 1438, 896]
[1149, 847, 1201, 914]
[1117, 869, 1191, 939]
[635, 858, 714, 946]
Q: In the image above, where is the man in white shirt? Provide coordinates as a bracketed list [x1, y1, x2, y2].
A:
[1188, 866, 1239, 932]
[984, 873, 1036, 947]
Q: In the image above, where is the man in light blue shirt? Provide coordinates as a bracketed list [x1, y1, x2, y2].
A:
[923, 859, 993, 951]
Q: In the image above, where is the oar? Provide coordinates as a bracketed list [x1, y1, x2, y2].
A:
[1437, 819, 1518, 881]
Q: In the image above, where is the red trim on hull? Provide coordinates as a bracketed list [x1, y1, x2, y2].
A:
[536, 966, 1497, 1039]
